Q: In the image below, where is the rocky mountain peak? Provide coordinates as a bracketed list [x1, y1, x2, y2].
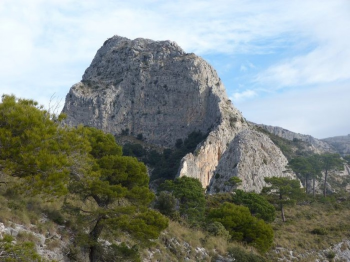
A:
[62, 36, 296, 192]
[82, 35, 186, 84]
[63, 35, 236, 148]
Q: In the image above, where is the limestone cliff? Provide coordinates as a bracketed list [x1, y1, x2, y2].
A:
[255, 123, 335, 154]
[207, 129, 295, 193]
[62, 36, 296, 192]
[322, 134, 350, 156]
[63, 36, 229, 148]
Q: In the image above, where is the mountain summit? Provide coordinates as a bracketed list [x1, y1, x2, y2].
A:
[62, 36, 295, 192]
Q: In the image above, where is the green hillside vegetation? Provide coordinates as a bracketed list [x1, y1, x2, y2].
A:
[0, 95, 270, 260]
[254, 126, 314, 160]
[2, 94, 350, 261]
[0, 95, 167, 262]
[121, 130, 208, 181]
[344, 155, 350, 165]
[288, 153, 345, 196]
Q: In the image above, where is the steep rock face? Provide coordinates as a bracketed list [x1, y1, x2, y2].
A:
[177, 98, 249, 188]
[256, 123, 335, 154]
[322, 134, 350, 156]
[63, 35, 296, 192]
[63, 36, 229, 147]
[207, 129, 295, 193]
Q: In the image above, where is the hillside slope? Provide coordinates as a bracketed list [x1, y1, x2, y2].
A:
[322, 134, 350, 156]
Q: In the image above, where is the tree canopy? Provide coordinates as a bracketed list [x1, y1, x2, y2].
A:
[0, 95, 168, 262]
[262, 177, 304, 222]
[288, 155, 322, 195]
[65, 127, 168, 262]
[158, 177, 206, 223]
[0, 94, 90, 195]
[207, 202, 274, 253]
[232, 189, 276, 223]
[319, 153, 344, 197]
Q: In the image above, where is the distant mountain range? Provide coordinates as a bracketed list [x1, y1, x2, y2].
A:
[254, 123, 349, 156]
[322, 134, 350, 156]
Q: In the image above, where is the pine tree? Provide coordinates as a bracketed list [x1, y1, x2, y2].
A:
[262, 177, 304, 222]
[159, 177, 206, 224]
[319, 153, 343, 197]
[0, 95, 90, 195]
[65, 127, 168, 262]
[0, 95, 168, 261]
[207, 202, 274, 253]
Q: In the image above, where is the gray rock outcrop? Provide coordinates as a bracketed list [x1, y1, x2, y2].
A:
[0, 221, 67, 261]
[208, 129, 295, 193]
[322, 134, 350, 156]
[255, 123, 335, 154]
[63, 36, 227, 147]
[62, 35, 296, 192]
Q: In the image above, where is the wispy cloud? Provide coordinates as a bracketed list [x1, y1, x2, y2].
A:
[236, 83, 350, 139]
[0, 0, 349, 137]
[254, 1, 350, 89]
[240, 61, 255, 72]
[231, 90, 257, 102]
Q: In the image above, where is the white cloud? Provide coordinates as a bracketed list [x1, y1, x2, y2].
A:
[231, 90, 257, 102]
[240, 61, 255, 72]
[254, 0, 350, 89]
[240, 65, 247, 72]
[235, 83, 350, 139]
[0, 0, 349, 137]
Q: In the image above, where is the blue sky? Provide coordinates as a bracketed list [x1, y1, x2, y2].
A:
[1, 0, 349, 138]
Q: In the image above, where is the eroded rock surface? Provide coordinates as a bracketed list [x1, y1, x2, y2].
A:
[63, 36, 229, 147]
[208, 129, 295, 193]
[322, 134, 350, 156]
[63, 35, 296, 192]
[256, 123, 335, 154]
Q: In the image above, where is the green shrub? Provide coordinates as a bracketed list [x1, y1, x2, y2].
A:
[45, 208, 65, 225]
[136, 133, 143, 141]
[206, 221, 230, 239]
[228, 246, 267, 262]
[0, 234, 43, 261]
[229, 177, 242, 186]
[154, 191, 177, 218]
[208, 202, 274, 253]
[233, 190, 275, 223]
[103, 243, 141, 262]
[123, 131, 208, 181]
[311, 228, 328, 235]
[326, 250, 335, 260]
[159, 177, 205, 223]
[123, 143, 146, 157]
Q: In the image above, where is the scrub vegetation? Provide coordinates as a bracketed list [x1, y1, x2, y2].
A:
[1, 94, 350, 261]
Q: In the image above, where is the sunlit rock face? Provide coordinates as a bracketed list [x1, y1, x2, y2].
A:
[63, 35, 296, 192]
[207, 129, 295, 193]
[63, 36, 228, 147]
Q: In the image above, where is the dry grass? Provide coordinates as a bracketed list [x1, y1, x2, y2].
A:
[267, 197, 350, 260]
[142, 220, 262, 262]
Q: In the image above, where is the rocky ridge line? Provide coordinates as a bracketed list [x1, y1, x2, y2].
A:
[255, 123, 335, 154]
[322, 134, 350, 156]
